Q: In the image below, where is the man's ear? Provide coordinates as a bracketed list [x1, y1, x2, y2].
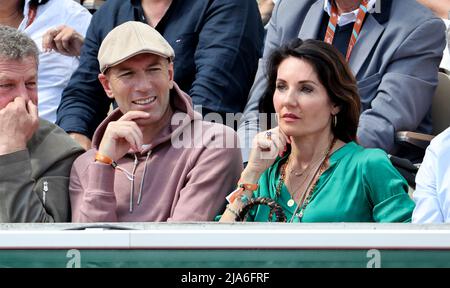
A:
[168, 62, 174, 89]
[98, 73, 114, 99]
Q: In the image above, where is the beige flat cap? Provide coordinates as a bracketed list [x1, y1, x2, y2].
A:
[98, 21, 175, 73]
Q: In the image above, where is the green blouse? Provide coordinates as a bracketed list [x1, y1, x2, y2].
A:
[246, 142, 415, 222]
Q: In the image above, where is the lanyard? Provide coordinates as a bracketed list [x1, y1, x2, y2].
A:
[25, 4, 38, 28]
[324, 0, 369, 61]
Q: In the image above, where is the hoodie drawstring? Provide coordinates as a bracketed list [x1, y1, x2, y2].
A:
[129, 155, 139, 213]
[123, 150, 152, 213]
[137, 150, 152, 206]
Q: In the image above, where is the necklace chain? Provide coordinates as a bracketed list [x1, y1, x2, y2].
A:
[275, 137, 337, 222]
[287, 149, 327, 177]
[285, 154, 325, 203]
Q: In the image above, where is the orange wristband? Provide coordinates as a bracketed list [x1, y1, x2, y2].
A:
[229, 180, 258, 203]
[95, 152, 114, 165]
[237, 178, 258, 191]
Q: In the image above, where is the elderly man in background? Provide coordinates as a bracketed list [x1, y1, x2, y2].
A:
[0, 0, 92, 123]
[0, 26, 84, 222]
[417, 0, 450, 72]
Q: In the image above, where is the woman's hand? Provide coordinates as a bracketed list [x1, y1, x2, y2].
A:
[243, 127, 291, 181]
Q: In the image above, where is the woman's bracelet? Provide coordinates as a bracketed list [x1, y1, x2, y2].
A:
[225, 204, 240, 219]
[229, 179, 258, 204]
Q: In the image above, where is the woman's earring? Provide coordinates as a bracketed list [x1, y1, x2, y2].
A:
[332, 114, 338, 129]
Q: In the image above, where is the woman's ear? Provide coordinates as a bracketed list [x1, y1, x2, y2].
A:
[331, 103, 341, 116]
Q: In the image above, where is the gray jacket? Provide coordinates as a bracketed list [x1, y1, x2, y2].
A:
[0, 119, 84, 222]
[238, 0, 446, 162]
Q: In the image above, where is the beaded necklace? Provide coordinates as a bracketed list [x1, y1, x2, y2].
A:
[275, 137, 337, 222]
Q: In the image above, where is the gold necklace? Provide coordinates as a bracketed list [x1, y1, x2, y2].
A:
[292, 137, 337, 222]
[276, 137, 337, 218]
[287, 150, 328, 177]
[285, 156, 324, 207]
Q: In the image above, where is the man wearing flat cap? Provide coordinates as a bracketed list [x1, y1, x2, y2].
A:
[69, 21, 242, 222]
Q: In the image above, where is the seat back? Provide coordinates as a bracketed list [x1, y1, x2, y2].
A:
[432, 72, 450, 135]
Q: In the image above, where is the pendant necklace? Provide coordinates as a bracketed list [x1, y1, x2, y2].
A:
[285, 155, 325, 208]
[275, 137, 337, 220]
[291, 137, 337, 222]
[283, 139, 334, 207]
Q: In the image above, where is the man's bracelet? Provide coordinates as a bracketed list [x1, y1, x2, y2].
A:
[95, 152, 117, 168]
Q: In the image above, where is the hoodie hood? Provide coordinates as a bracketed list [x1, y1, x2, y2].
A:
[92, 82, 202, 152]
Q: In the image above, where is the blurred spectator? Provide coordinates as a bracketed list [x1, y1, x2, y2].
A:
[417, 0, 450, 19]
[257, 0, 275, 26]
[56, 0, 264, 151]
[80, 0, 106, 14]
[238, 0, 446, 163]
[0, 0, 92, 123]
[417, 0, 450, 72]
[412, 127, 450, 223]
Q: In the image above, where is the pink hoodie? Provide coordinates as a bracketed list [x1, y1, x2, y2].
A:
[69, 84, 243, 222]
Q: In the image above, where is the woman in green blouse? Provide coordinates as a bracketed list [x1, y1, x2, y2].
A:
[220, 39, 415, 223]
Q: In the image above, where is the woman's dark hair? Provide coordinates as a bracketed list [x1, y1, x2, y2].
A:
[259, 38, 361, 143]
